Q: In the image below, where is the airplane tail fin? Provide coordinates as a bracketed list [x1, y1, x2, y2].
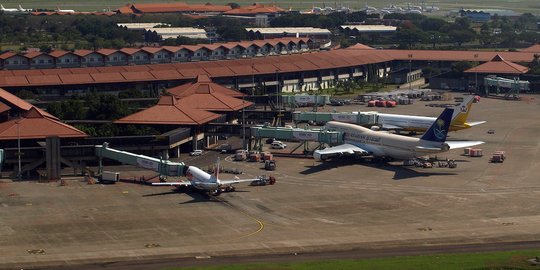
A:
[451, 95, 475, 126]
[1, 4, 5, 10]
[420, 108, 453, 143]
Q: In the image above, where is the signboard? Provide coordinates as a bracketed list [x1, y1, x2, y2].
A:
[136, 158, 159, 171]
[294, 95, 316, 104]
[331, 113, 357, 123]
[292, 131, 319, 141]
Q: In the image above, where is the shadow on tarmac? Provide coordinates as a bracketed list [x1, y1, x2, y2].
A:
[300, 158, 457, 180]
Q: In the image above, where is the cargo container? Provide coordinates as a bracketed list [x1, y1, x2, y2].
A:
[491, 151, 506, 163]
[469, 148, 483, 157]
[99, 171, 120, 183]
[464, 148, 472, 155]
[260, 151, 273, 161]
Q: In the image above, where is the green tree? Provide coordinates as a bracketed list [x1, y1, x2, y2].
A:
[448, 29, 476, 47]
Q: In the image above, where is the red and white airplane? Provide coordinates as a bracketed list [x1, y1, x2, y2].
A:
[152, 158, 258, 196]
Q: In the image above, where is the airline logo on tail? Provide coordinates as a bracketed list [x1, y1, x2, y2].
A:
[421, 108, 453, 143]
[434, 119, 447, 140]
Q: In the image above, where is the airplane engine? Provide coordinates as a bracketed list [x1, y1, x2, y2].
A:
[442, 143, 450, 152]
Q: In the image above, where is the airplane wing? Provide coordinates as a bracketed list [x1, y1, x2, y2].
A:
[220, 178, 260, 185]
[381, 124, 402, 130]
[445, 141, 485, 149]
[466, 121, 487, 127]
[415, 146, 444, 152]
[314, 143, 369, 160]
[151, 181, 191, 186]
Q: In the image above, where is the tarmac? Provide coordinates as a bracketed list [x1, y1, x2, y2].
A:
[1, 93, 540, 269]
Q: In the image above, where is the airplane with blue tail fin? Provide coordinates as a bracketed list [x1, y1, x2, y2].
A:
[314, 108, 484, 161]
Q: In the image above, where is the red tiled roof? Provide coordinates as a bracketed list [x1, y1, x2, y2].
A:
[167, 74, 244, 98]
[73, 49, 94, 57]
[0, 88, 58, 119]
[49, 50, 71, 57]
[176, 91, 251, 112]
[149, 69, 182, 80]
[23, 51, 43, 59]
[0, 107, 87, 140]
[141, 47, 165, 54]
[122, 65, 151, 72]
[521, 44, 540, 52]
[90, 72, 125, 82]
[373, 49, 534, 63]
[27, 75, 62, 85]
[96, 48, 118, 56]
[0, 101, 10, 114]
[119, 48, 141, 55]
[121, 71, 156, 81]
[121, 3, 231, 14]
[224, 3, 284, 15]
[115, 95, 220, 125]
[59, 73, 94, 84]
[348, 43, 375, 50]
[0, 51, 16, 59]
[162, 46, 183, 53]
[464, 54, 529, 74]
[41, 69, 72, 75]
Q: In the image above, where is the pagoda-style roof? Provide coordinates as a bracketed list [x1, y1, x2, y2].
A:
[0, 88, 58, 119]
[114, 95, 221, 125]
[465, 55, 529, 74]
[167, 74, 245, 98]
[0, 107, 87, 140]
[176, 89, 252, 112]
[0, 101, 10, 114]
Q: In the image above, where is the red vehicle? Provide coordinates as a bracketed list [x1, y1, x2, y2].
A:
[386, 100, 397, 107]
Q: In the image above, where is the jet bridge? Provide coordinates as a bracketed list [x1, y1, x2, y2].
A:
[292, 111, 379, 126]
[484, 76, 529, 99]
[251, 126, 343, 152]
[95, 143, 186, 177]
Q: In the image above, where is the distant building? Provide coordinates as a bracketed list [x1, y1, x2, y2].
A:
[246, 27, 331, 43]
[459, 9, 520, 22]
[145, 27, 209, 41]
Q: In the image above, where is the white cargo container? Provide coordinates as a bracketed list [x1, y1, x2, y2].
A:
[100, 171, 120, 183]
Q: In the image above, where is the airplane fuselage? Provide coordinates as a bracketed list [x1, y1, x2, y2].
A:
[185, 166, 219, 192]
[327, 121, 446, 160]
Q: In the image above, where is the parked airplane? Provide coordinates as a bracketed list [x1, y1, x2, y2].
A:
[18, 4, 29, 12]
[377, 95, 485, 133]
[55, 6, 75, 12]
[152, 158, 259, 196]
[1, 4, 20, 12]
[314, 108, 484, 161]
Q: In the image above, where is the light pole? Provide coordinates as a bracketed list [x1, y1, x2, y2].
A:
[16, 120, 21, 180]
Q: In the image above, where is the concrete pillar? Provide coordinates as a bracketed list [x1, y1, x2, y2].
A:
[46, 136, 61, 181]
[161, 150, 169, 160]
[191, 134, 198, 151]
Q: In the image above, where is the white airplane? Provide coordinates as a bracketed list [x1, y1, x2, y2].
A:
[1, 4, 20, 12]
[152, 158, 259, 196]
[55, 6, 75, 12]
[314, 108, 484, 161]
[18, 4, 29, 12]
[377, 95, 486, 133]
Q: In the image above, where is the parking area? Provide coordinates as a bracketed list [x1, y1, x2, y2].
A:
[1, 94, 540, 269]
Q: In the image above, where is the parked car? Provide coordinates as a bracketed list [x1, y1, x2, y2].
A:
[271, 142, 287, 149]
[189, 150, 203, 156]
[265, 138, 276, 144]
